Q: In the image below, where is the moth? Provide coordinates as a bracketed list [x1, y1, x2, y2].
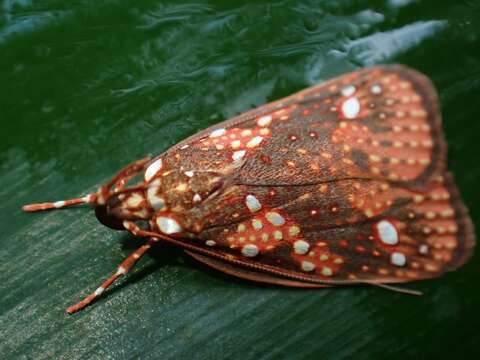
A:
[23, 65, 475, 314]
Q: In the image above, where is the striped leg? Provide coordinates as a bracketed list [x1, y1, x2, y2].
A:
[66, 237, 158, 314]
[22, 194, 95, 212]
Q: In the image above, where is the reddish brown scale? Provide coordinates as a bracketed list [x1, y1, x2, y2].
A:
[23, 65, 475, 313]
[259, 154, 272, 165]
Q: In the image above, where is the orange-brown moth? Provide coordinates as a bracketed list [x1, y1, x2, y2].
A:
[23, 65, 475, 314]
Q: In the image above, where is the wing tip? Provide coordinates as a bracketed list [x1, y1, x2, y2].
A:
[442, 172, 476, 271]
[377, 64, 441, 123]
[386, 64, 447, 180]
[380, 66, 476, 269]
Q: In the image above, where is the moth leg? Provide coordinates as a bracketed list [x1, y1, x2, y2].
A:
[66, 237, 159, 314]
[103, 156, 151, 189]
[107, 156, 152, 191]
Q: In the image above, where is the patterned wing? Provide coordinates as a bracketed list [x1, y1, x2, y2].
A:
[162, 65, 445, 190]
[183, 174, 474, 285]
[153, 65, 473, 286]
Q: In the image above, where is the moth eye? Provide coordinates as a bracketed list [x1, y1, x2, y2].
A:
[94, 206, 125, 230]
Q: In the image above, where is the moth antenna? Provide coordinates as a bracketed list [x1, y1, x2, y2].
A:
[364, 281, 423, 296]
[22, 194, 96, 212]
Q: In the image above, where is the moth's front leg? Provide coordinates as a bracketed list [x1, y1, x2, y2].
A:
[67, 234, 159, 314]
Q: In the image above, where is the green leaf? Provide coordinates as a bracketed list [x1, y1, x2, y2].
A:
[1, 1, 478, 359]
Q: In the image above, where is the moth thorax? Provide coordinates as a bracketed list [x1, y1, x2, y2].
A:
[145, 170, 225, 214]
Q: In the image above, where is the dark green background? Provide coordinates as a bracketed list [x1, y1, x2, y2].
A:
[1, 1, 479, 359]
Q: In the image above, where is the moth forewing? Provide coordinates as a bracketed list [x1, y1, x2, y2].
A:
[155, 64, 475, 285]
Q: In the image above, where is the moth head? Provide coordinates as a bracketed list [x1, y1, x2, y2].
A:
[93, 163, 153, 229]
[95, 189, 151, 230]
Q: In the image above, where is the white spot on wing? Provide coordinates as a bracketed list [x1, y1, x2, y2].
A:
[257, 115, 272, 127]
[156, 217, 182, 234]
[273, 230, 283, 240]
[242, 244, 259, 257]
[289, 226, 300, 236]
[231, 140, 241, 148]
[341, 85, 356, 97]
[232, 150, 246, 161]
[341, 97, 360, 119]
[301, 261, 316, 272]
[246, 136, 263, 148]
[419, 244, 429, 254]
[376, 220, 399, 245]
[371, 84, 382, 94]
[209, 128, 226, 138]
[145, 158, 163, 182]
[391, 252, 406, 266]
[266, 212, 285, 226]
[252, 219, 263, 230]
[293, 240, 310, 255]
[245, 195, 262, 213]
[321, 266, 333, 276]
